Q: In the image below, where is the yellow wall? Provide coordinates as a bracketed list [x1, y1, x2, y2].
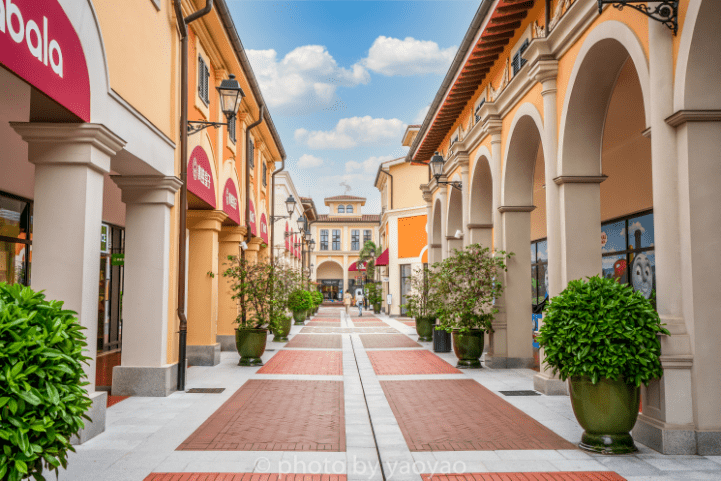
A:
[390, 163, 428, 210]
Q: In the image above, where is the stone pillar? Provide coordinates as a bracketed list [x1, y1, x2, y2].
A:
[486, 206, 535, 368]
[633, 19, 697, 454]
[468, 224, 493, 248]
[11, 122, 125, 443]
[217, 226, 246, 352]
[186, 210, 227, 366]
[245, 241, 260, 263]
[423, 190, 433, 264]
[461, 163, 471, 247]
[110, 176, 183, 398]
[438, 185, 448, 259]
[446, 236, 463, 256]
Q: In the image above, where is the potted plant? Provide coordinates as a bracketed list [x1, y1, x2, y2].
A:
[313, 290, 323, 313]
[432, 244, 511, 368]
[402, 265, 439, 342]
[224, 256, 285, 365]
[0, 282, 93, 480]
[367, 283, 382, 314]
[288, 289, 312, 325]
[536, 275, 669, 454]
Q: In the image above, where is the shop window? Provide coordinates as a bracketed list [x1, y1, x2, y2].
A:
[262, 162, 267, 187]
[602, 211, 655, 300]
[338, 205, 345, 213]
[0, 192, 32, 286]
[346, 205, 353, 214]
[364, 229, 372, 244]
[198, 56, 210, 105]
[98, 224, 125, 354]
[248, 139, 255, 169]
[531, 239, 548, 308]
[512, 38, 530, 76]
[228, 115, 236, 144]
[332, 229, 341, 250]
[400, 264, 412, 316]
[351, 230, 360, 250]
[320, 229, 329, 250]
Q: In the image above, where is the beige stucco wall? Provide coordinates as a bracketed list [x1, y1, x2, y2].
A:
[390, 163, 428, 210]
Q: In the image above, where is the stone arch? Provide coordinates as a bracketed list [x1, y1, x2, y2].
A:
[316, 259, 344, 280]
[469, 148, 494, 248]
[558, 20, 650, 177]
[446, 183, 464, 255]
[501, 103, 544, 207]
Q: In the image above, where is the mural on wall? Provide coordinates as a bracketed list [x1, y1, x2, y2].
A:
[601, 211, 655, 299]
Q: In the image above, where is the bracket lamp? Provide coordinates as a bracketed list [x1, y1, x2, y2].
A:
[597, 1, 677, 35]
[188, 74, 246, 135]
[430, 152, 462, 191]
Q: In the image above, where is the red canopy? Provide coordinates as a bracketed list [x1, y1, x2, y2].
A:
[349, 261, 366, 272]
[375, 248, 389, 266]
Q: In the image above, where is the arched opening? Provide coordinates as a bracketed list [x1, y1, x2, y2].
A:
[346, 205, 353, 213]
[316, 260, 344, 301]
[338, 205, 345, 213]
[446, 183, 463, 257]
[431, 198, 443, 264]
[469, 154, 493, 248]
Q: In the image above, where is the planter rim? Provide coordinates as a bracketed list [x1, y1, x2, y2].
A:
[236, 327, 268, 332]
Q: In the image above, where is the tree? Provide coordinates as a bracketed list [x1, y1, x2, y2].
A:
[357, 240, 381, 281]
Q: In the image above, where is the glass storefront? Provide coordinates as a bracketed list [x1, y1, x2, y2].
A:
[400, 264, 411, 316]
[98, 224, 125, 354]
[0, 193, 32, 286]
[320, 279, 342, 301]
[602, 210, 655, 300]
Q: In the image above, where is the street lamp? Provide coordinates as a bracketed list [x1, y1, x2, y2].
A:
[297, 215, 306, 233]
[309, 238, 316, 251]
[188, 74, 246, 135]
[430, 152, 462, 191]
[270, 195, 297, 223]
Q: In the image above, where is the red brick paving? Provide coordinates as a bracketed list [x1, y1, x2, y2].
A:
[367, 350, 461, 375]
[381, 379, 577, 451]
[308, 318, 342, 322]
[145, 475, 349, 481]
[107, 395, 129, 408]
[352, 322, 389, 328]
[359, 334, 422, 349]
[177, 380, 345, 451]
[351, 317, 381, 322]
[300, 327, 398, 334]
[401, 321, 416, 327]
[257, 350, 343, 375]
[285, 335, 342, 349]
[422, 474, 625, 481]
[307, 321, 341, 327]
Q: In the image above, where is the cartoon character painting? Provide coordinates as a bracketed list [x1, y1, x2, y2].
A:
[631, 253, 654, 299]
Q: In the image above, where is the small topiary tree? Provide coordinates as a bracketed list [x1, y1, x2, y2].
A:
[0, 282, 93, 480]
[288, 289, 313, 313]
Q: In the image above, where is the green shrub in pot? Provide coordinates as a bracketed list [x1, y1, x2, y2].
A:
[0, 282, 93, 480]
[402, 265, 439, 342]
[288, 289, 313, 324]
[536, 275, 670, 454]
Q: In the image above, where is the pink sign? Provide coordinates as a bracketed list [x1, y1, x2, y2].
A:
[249, 200, 257, 236]
[188, 146, 216, 208]
[260, 214, 268, 244]
[0, 0, 90, 121]
[222, 178, 240, 225]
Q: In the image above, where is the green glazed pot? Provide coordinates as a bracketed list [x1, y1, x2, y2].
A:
[373, 304, 380, 314]
[235, 328, 267, 366]
[452, 330, 484, 368]
[415, 316, 435, 342]
[272, 315, 292, 342]
[293, 310, 306, 325]
[569, 376, 640, 454]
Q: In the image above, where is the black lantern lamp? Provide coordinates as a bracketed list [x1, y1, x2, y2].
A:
[430, 152, 462, 191]
[304, 230, 312, 243]
[597, 1, 677, 35]
[309, 238, 316, 251]
[188, 74, 246, 135]
[271, 195, 297, 222]
[297, 215, 306, 233]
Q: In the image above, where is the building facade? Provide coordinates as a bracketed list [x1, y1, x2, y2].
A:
[309, 195, 380, 302]
[409, 0, 721, 455]
[272, 171, 304, 271]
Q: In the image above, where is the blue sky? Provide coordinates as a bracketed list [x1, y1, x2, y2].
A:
[227, 1, 479, 213]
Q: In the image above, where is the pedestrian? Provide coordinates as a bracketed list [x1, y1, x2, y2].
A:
[355, 289, 364, 317]
[343, 291, 352, 315]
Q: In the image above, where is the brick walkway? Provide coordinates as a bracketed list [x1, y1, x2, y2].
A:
[422, 474, 626, 481]
[381, 379, 576, 451]
[145, 475, 349, 481]
[401, 320, 416, 327]
[177, 380, 345, 451]
[307, 321, 341, 327]
[257, 350, 343, 375]
[367, 350, 461, 375]
[300, 327, 397, 334]
[285, 334, 342, 349]
[359, 333, 422, 349]
[351, 322, 388, 328]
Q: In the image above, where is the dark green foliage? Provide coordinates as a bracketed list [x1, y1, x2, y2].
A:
[311, 291, 323, 307]
[366, 283, 382, 306]
[288, 290, 313, 312]
[0, 283, 92, 480]
[536, 275, 670, 386]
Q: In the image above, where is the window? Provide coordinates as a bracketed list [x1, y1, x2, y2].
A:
[228, 115, 236, 144]
[363, 229, 372, 244]
[262, 162, 267, 187]
[320, 230, 329, 250]
[332, 229, 341, 250]
[248, 139, 255, 169]
[0, 192, 32, 286]
[512, 38, 530, 76]
[346, 205, 353, 213]
[531, 239, 548, 309]
[198, 56, 210, 105]
[338, 205, 345, 213]
[474, 98, 486, 124]
[351, 230, 360, 250]
[400, 264, 412, 316]
[601, 211, 655, 301]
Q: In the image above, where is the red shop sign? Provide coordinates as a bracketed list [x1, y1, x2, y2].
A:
[222, 178, 240, 225]
[260, 213, 268, 244]
[188, 146, 216, 208]
[0, 0, 90, 121]
[249, 200, 257, 236]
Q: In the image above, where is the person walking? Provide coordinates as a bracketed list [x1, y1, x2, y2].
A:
[343, 291, 352, 316]
[355, 289, 364, 317]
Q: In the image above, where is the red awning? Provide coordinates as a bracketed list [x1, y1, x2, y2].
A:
[349, 261, 366, 272]
[375, 248, 389, 266]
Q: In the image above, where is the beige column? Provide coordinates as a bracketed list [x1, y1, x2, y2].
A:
[468, 224, 493, 248]
[245, 241, 260, 263]
[438, 185, 448, 259]
[110, 176, 182, 398]
[186, 210, 227, 366]
[217, 226, 246, 351]
[11, 122, 125, 443]
[461, 163, 471, 247]
[447, 236, 463, 256]
[423, 190, 434, 264]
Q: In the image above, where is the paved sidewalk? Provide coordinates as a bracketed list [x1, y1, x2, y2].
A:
[57, 307, 721, 481]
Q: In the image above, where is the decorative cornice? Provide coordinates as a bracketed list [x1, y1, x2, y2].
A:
[111, 175, 183, 206]
[498, 205, 535, 213]
[186, 210, 228, 231]
[429, 244, 442, 249]
[10, 122, 126, 158]
[468, 223, 493, 229]
[665, 110, 721, 127]
[553, 175, 608, 185]
[659, 355, 693, 370]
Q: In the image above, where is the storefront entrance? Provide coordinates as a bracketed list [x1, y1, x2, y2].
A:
[0, 192, 32, 286]
[320, 279, 342, 301]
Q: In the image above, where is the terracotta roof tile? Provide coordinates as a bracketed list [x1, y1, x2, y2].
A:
[325, 195, 367, 201]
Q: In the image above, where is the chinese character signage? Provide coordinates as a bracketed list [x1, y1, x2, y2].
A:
[188, 146, 216, 208]
[222, 178, 240, 225]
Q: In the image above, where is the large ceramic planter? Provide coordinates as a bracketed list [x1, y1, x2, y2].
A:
[373, 304, 380, 314]
[235, 328, 267, 366]
[293, 310, 306, 325]
[452, 330, 484, 368]
[415, 316, 435, 342]
[272, 315, 292, 342]
[569, 376, 640, 454]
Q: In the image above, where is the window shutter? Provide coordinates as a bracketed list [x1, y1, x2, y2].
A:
[519, 39, 530, 70]
[229, 117, 236, 143]
[262, 163, 267, 186]
[249, 140, 255, 168]
[198, 56, 205, 99]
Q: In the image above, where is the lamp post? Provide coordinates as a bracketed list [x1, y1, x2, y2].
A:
[430, 152, 462, 191]
[188, 75, 245, 135]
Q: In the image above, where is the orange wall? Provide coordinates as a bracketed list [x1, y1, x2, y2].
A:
[399, 215, 428, 259]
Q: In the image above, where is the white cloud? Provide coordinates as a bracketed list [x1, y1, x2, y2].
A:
[413, 105, 430, 124]
[620, 221, 646, 238]
[246, 46, 370, 114]
[346, 155, 396, 174]
[295, 116, 407, 149]
[297, 154, 324, 169]
[359, 36, 457, 77]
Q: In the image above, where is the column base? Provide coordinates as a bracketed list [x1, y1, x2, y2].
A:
[71, 391, 107, 444]
[533, 373, 568, 395]
[484, 355, 535, 369]
[217, 334, 236, 352]
[112, 363, 179, 397]
[187, 343, 221, 366]
[633, 413, 697, 454]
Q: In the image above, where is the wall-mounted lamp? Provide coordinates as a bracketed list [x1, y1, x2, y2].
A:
[269, 195, 297, 222]
[454, 230, 463, 239]
[188, 74, 246, 135]
[430, 152, 462, 191]
[597, 1, 677, 35]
